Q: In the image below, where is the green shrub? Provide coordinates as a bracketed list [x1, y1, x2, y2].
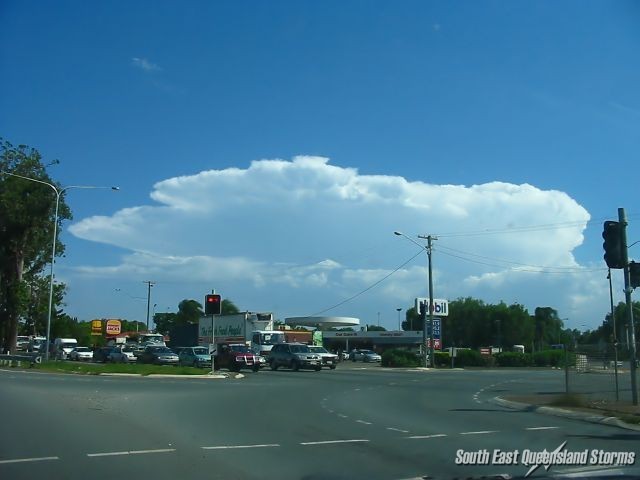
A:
[533, 349, 564, 367]
[434, 351, 450, 367]
[495, 352, 533, 367]
[454, 349, 487, 367]
[381, 349, 421, 368]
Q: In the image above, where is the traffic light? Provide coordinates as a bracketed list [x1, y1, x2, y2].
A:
[419, 301, 427, 320]
[602, 221, 625, 269]
[630, 262, 640, 288]
[205, 294, 222, 315]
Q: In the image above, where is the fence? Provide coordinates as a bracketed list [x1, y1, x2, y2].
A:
[567, 343, 635, 405]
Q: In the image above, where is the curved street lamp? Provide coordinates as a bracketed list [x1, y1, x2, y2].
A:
[2, 171, 118, 360]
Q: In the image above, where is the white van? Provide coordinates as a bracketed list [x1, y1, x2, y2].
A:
[54, 338, 78, 359]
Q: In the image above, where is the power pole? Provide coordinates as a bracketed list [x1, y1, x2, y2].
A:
[144, 281, 156, 331]
[419, 234, 437, 368]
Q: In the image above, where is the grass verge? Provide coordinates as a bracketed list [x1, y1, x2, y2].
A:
[34, 361, 210, 376]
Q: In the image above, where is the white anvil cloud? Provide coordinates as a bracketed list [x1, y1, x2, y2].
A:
[69, 155, 599, 323]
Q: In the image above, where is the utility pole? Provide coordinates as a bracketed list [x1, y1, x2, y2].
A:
[418, 234, 436, 368]
[608, 269, 620, 401]
[618, 208, 638, 405]
[144, 281, 156, 331]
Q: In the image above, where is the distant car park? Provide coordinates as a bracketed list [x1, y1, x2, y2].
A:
[68, 346, 93, 361]
[137, 346, 179, 365]
[108, 346, 137, 363]
[93, 346, 117, 363]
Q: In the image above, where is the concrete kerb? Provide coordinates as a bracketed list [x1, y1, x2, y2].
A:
[492, 396, 640, 432]
[98, 372, 241, 379]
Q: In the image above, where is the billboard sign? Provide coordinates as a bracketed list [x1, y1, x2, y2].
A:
[105, 319, 122, 336]
[91, 319, 102, 336]
[415, 298, 449, 316]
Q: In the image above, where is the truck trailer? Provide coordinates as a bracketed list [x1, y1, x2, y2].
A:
[198, 312, 285, 356]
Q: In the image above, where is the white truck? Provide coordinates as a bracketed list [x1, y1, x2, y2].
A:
[198, 312, 285, 356]
[54, 338, 78, 359]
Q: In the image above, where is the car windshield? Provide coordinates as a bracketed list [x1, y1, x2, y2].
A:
[193, 347, 209, 355]
[75, 347, 89, 352]
[229, 345, 251, 353]
[309, 346, 328, 353]
[290, 344, 310, 353]
[152, 347, 173, 354]
[260, 333, 285, 345]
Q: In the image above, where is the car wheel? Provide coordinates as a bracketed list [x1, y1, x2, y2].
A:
[252, 365, 260, 372]
[314, 366, 321, 371]
[292, 360, 300, 371]
[270, 361, 278, 371]
[330, 365, 336, 370]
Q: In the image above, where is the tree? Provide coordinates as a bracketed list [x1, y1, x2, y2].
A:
[0, 139, 71, 353]
[153, 298, 241, 335]
[366, 325, 386, 331]
[402, 307, 421, 331]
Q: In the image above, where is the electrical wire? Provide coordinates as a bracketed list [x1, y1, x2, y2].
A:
[303, 249, 425, 317]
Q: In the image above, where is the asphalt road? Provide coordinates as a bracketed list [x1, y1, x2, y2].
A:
[1, 365, 639, 480]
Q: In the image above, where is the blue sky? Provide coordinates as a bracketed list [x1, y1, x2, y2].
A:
[2, 1, 640, 332]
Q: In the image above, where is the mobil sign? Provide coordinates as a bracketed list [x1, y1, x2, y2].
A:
[415, 298, 449, 316]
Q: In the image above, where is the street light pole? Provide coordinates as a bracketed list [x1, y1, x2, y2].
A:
[1, 171, 118, 360]
[144, 281, 156, 331]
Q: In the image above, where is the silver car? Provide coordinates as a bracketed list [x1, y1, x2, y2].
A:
[353, 349, 382, 363]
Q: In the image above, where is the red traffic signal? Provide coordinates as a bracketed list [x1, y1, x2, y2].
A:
[205, 294, 222, 315]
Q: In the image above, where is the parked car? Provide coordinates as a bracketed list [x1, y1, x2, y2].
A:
[137, 346, 179, 365]
[68, 346, 93, 361]
[93, 346, 117, 363]
[16, 336, 30, 351]
[179, 346, 212, 368]
[269, 343, 322, 371]
[352, 349, 382, 363]
[308, 346, 338, 369]
[108, 345, 137, 363]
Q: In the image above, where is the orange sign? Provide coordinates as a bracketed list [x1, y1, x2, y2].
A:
[105, 319, 122, 335]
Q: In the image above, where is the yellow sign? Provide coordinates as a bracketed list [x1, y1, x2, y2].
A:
[105, 319, 122, 336]
[91, 319, 103, 335]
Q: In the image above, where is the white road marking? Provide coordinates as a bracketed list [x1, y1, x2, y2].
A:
[300, 439, 369, 446]
[87, 448, 175, 457]
[129, 449, 176, 455]
[356, 420, 372, 425]
[201, 444, 280, 450]
[0, 456, 59, 464]
[386, 427, 409, 433]
[526, 426, 559, 431]
[338, 414, 349, 418]
[406, 434, 447, 439]
[87, 451, 130, 457]
[460, 430, 498, 435]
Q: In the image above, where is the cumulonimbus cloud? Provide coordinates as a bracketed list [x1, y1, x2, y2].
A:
[68, 155, 598, 323]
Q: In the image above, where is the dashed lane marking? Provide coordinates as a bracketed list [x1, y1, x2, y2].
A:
[387, 427, 410, 433]
[356, 420, 372, 425]
[87, 449, 175, 457]
[300, 439, 369, 446]
[201, 444, 280, 450]
[406, 434, 447, 439]
[0, 456, 59, 465]
[460, 430, 498, 435]
[526, 426, 560, 431]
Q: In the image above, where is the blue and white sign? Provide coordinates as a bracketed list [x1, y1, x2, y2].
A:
[415, 298, 449, 317]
